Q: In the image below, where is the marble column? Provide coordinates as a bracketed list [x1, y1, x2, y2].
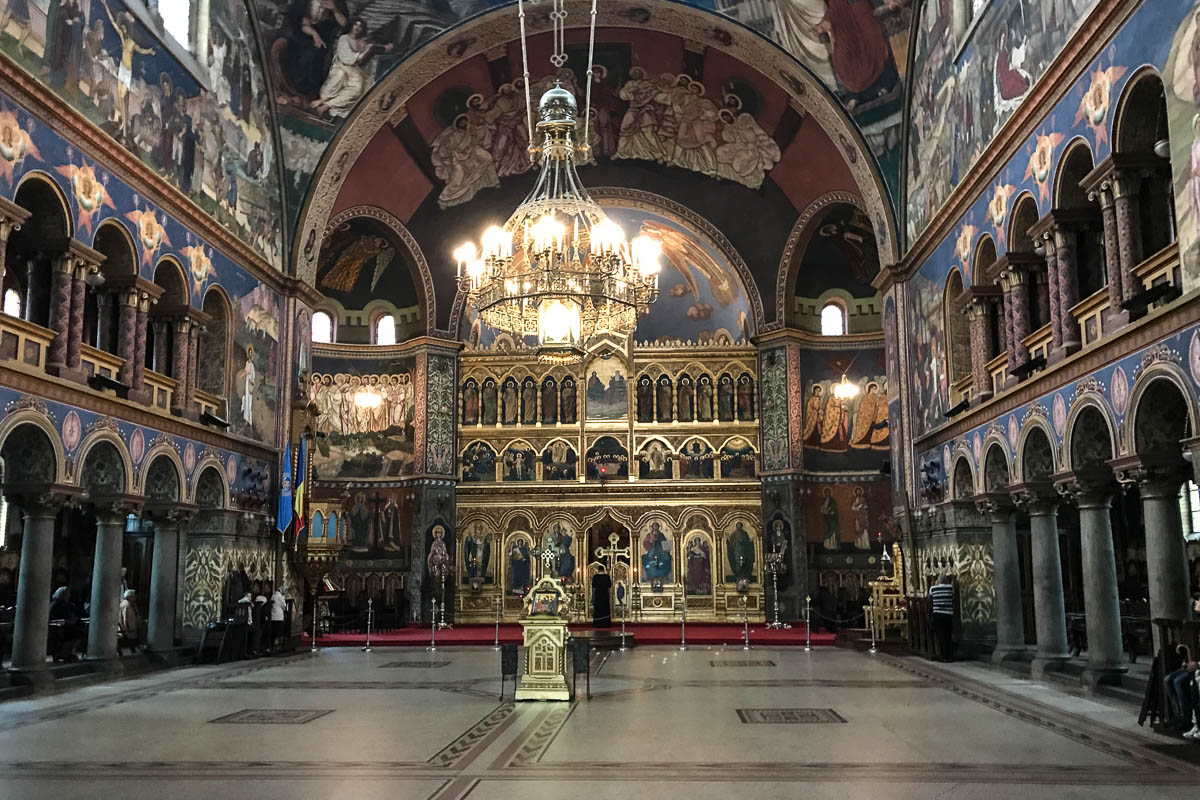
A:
[997, 276, 1014, 357]
[1008, 269, 1032, 367]
[1095, 183, 1127, 324]
[1137, 470, 1192, 630]
[8, 497, 65, 671]
[23, 256, 45, 324]
[966, 301, 991, 401]
[133, 295, 150, 393]
[1033, 269, 1051, 333]
[66, 262, 87, 372]
[1054, 226, 1081, 354]
[116, 289, 137, 386]
[1112, 171, 1143, 304]
[1060, 476, 1126, 685]
[1042, 234, 1062, 356]
[0, 216, 20, 293]
[46, 258, 73, 370]
[148, 514, 183, 651]
[86, 506, 127, 662]
[978, 497, 1026, 662]
[1013, 487, 1069, 674]
[170, 318, 190, 415]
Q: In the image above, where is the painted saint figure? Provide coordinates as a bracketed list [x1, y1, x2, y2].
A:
[508, 538, 531, 595]
[852, 486, 872, 550]
[427, 525, 450, 580]
[726, 522, 755, 582]
[641, 522, 673, 582]
[238, 345, 257, 427]
[312, 19, 394, 118]
[465, 522, 491, 580]
[685, 536, 711, 594]
[820, 488, 840, 550]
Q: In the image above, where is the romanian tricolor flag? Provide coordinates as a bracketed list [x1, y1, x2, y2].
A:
[293, 435, 308, 539]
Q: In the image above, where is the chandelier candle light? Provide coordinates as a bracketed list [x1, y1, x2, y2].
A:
[455, 0, 660, 363]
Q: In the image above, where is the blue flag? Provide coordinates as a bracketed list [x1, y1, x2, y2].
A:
[276, 441, 293, 535]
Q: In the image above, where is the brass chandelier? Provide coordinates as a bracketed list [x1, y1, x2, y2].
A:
[455, 0, 661, 363]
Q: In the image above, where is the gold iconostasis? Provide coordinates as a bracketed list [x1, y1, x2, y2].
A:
[454, 337, 766, 623]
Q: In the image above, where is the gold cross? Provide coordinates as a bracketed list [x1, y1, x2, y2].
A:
[594, 532, 630, 575]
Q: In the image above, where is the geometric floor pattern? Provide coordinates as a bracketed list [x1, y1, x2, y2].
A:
[1, 646, 1198, 798]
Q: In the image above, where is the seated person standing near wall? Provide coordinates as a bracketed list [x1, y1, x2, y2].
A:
[928, 575, 955, 663]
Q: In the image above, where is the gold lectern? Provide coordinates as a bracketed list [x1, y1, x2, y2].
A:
[514, 575, 571, 701]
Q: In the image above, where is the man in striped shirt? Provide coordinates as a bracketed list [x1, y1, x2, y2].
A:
[928, 575, 956, 662]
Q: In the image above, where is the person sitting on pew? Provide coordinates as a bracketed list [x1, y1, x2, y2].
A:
[118, 589, 141, 654]
[48, 586, 83, 662]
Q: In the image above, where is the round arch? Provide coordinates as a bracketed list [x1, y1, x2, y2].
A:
[1052, 138, 1095, 211]
[152, 256, 191, 306]
[943, 269, 970, 386]
[192, 462, 229, 509]
[322, 206, 436, 335]
[74, 430, 133, 493]
[137, 445, 186, 499]
[972, 234, 998, 289]
[1015, 418, 1059, 483]
[982, 439, 1012, 492]
[1008, 192, 1041, 252]
[92, 219, 138, 278]
[1063, 396, 1118, 471]
[1125, 364, 1198, 457]
[1112, 66, 1168, 155]
[0, 412, 65, 485]
[775, 191, 865, 326]
[293, 2, 898, 297]
[14, 171, 73, 239]
[199, 285, 234, 398]
[951, 450, 976, 499]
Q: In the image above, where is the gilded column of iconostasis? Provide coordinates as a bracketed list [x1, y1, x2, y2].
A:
[456, 201, 764, 623]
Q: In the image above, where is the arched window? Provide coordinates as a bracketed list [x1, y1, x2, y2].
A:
[820, 303, 846, 336]
[945, 271, 970, 385]
[2, 287, 20, 317]
[199, 289, 231, 399]
[312, 311, 333, 343]
[375, 314, 396, 345]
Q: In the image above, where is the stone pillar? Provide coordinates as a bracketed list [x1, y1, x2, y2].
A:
[23, 256, 44, 324]
[46, 258, 73, 370]
[1134, 467, 1192, 631]
[1033, 269, 1051, 333]
[1095, 183, 1128, 325]
[978, 497, 1025, 662]
[66, 261, 88, 372]
[966, 301, 991, 401]
[133, 294, 151, 393]
[116, 289, 137, 386]
[1012, 486, 1069, 675]
[170, 318, 191, 416]
[148, 514, 183, 651]
[0, 214, 23, 293]
[1059, 475, 1126, 686]
[1112, 171, 1143, 303]
[1007, 269, 1032, 368]
[997, 278, 1013, 356]
[86, 506, 128, 662]
[8, 497, 65, 672]
[1054, 226, 1081, 355]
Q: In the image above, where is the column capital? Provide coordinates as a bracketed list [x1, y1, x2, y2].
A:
[1053, 467, 1117, 508]
[0, 195, 30, 240]
[85, 493, 143, 522]
[1109, 453, 1189, 497]
[1010, 481, 1059, 514]
[973, 492, 1015, 522]
[1, 483, 80, 515]
[1110, 168, 1144, 200]
[143, 501, 198, 526]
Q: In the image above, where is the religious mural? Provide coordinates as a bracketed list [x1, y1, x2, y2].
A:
[724, 520, 756, 583]
[683, 532, 712, 595]
[584, 356, 628, 421]
[316, 216, 423, 339]
[460, 440, 495, 482]
[713, 0, 911, 200]
[806, 480, 887, 551]
[307, 353, 417, 479]
[0, 0, 285, 266]
[799, 348, 888, 470]
[1165, 3, 1200, 288]
[340, 488, 411, 556]
[639, 520, 673, 585]
[906, 0, 1099, 243]
[791, 203, 880, 301]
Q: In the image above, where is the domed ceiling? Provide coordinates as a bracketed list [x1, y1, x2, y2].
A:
[290, 3, 902, 335]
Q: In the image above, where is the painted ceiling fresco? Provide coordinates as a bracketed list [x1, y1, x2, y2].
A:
[0, 0, 286, 267]
[317, 216, 421, 313]
[904, 0, 1198, 441]
[905, 0, 1099, 245]
[254, 0, 906, 237]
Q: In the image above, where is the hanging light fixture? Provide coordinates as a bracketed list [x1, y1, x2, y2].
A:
[832, 374, 860, 400]
[455, 0, 660, 363]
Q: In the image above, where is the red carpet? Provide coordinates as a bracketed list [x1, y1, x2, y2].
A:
[305, 622, 837, 647]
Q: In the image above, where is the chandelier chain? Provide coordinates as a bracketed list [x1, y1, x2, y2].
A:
[518, 0, 534, 162]
[582, 0, 597, 152]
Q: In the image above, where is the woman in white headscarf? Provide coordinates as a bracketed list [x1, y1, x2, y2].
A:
[118, 589, 140, 653]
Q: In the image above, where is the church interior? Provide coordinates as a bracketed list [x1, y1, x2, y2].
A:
[1, 0, 1200, 797]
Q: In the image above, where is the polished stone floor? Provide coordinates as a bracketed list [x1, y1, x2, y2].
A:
[0, 645, 1197, 798]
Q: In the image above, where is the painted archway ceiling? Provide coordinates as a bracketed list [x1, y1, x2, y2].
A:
[277, 2, 902, 333]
